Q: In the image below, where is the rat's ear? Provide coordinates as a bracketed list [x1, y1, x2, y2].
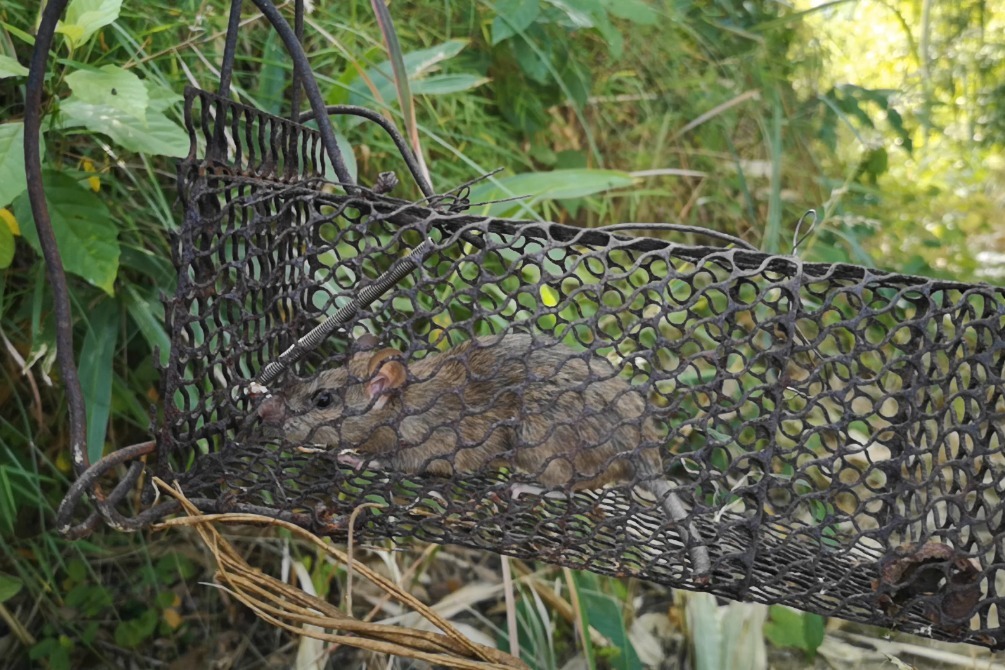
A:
[354, 332, 379, 352]
[365, 348, 406, 409]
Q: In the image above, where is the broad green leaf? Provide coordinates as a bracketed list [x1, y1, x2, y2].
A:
[469, 169, 636, 217]
[79, 300, 118, 464]
[601, 0, 658, 24]
[513, 34, 551, 84]
[0, 572, 23, 603]
[411, 74, 489, 95]
[491, 0, 541, 45]
[66, 66, 148, 123]
[145, 82, 183, 113]
[347, 39, 468, 107]
[58, 100, 187, 157]
[13, 171, 120, 295]
[0, 122, 37, 207]
[800, 611, 825, 656]
[764, 605, 824, 659]
[66, 582, 113, 616]
[0, 219, 12, 269]
[30, 638, 71, 670]
[0, 55, 28, 79]
[56, 0, 123, 49]
[119, 246, 175, 287]
[544, 0, 596, 29]
[113, 608, 158, 648]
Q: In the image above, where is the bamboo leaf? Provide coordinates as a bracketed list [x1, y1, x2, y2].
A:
[79, 300, 119, 464]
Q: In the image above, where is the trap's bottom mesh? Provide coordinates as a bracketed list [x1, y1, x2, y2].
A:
[176, 433, 997, 649]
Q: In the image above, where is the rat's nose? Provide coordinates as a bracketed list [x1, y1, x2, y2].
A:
[257, 396, 286, 424]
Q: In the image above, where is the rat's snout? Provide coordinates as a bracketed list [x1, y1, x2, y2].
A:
[257, 395, 286, 424]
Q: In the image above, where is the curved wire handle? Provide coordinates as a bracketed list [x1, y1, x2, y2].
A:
[299, 105, 436, 200]
[25, 0, 88, 482]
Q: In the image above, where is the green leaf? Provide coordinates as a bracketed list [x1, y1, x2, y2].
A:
[1, 21, 36, 47]
[154, 590, 176, 608]
[156, 553, 197, 581]
[513, 33, 551, 84]
[491, 0, 541, 45]
[802, 611, 825, 654]
[0, 54, 28, 79]
[124, 285, 169, 366]
[66, 66, 148, 123]
[67, 557, 87, 583]
[319, 126, 357, 185]
[56, 0, 123, 49]
[257, 30, 288, 116]
[79, 300, 118, 464]
[145, 82, 183, 113]
[469, 168, 637, 217]
[0, 573, 23, 603]
[0, 122, 32, 207]
[544, 0, 597, 29]
[58, 100, 187, 157]
[114, 608, 158, 648]
[0, 219, 12, 269]
[13, 170, 120, 295]
[764, 606, 824, 659]
[410, 74, 489, 95]
[601, 0, 658, 24]
[27, 272, 58, 382]
[347, 39, 468, 107]
[31, 637, 71, 670]
[65, 583, 112, 616]
[574, 572, 642, 670]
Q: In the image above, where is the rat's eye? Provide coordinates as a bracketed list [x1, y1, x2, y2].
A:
[312, 390, 334, 409]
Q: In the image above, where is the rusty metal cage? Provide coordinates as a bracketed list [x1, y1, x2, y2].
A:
[27, 0, 1005, 652]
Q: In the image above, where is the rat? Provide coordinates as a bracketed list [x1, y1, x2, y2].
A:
[256, 332, 711, 581]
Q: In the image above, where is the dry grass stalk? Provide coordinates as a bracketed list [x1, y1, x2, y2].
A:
[151, 478, 527, 670]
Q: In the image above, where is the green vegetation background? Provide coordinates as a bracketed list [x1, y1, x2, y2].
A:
[1, 0, 1004, 667]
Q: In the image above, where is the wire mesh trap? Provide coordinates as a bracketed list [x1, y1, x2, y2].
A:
[155, 87, 1005, 649]
[26, 0, 1005, 656]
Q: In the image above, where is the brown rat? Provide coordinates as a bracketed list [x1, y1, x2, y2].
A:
[257, 333, 711, 581]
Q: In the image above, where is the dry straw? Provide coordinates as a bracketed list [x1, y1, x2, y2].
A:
[152, 478, 527, 670]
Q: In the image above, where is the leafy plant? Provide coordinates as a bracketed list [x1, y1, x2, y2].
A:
[763, 605, 825, 661]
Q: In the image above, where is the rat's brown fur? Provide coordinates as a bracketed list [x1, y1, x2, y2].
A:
[259, 333, 710, 580]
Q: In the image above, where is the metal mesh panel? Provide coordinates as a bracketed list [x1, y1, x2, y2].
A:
[160, 87, 1005, 649]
